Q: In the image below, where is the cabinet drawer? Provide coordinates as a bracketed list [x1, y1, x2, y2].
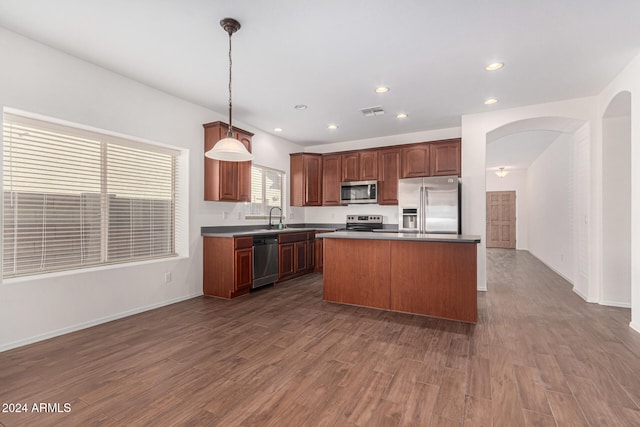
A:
[278, 232, 307, 244]
[235, 236, 253, 249]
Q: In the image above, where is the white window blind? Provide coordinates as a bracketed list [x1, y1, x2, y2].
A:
[2, 113, 178, 278]
[247, 165, 285, 218]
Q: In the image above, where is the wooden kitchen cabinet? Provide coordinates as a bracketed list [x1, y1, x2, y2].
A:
[341, 152, 359, 181]
[322, 153, 342, 206]
[290, 153, 322, 206]
[340, 150, 378, 182]
[203, 121, 253, 202]
[401, 142, 430, 178]
[278, 243, 295, 278]
[313, 230, 332, 273]
[295, 241, 307, 273]
[430, 139, 461, 176]
[359, 150, 378, 181]
[306, 232, 315, 271]
[235, 248, 252, 291]
[377, 148, 401, 205]
[203, 236, 252, 299]
[278, 232, 309, 281]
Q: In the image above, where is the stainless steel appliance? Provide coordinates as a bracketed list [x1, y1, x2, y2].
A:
[252, 235, 279, 288]
[343, 214, 383, 231]
[340, 180, 378, 205]
[398, 176, 461, 234]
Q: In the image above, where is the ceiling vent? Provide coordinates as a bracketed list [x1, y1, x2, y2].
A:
[359, 106, 385, 117]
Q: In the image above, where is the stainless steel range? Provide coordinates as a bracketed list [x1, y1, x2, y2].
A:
[344, 214, 383, 232]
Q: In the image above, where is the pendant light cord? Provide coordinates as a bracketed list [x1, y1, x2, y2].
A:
[227, 30, 234, 138]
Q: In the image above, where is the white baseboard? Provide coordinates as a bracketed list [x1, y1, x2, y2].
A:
[599, 300, 632, 308]
[0, 293, 202, 353]
[630, 321, 640, 335]
[572, 286, 594, 303]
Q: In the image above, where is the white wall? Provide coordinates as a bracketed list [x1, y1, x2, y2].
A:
[485, 169, 528, 250]
[0, 28, 305, 350]
[598, 54, 640, 331]
[526, 134, 575, 282]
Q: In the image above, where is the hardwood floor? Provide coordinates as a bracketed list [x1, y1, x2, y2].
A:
[2, 249, 640, 426]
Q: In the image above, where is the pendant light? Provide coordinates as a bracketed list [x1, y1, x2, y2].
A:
[495, 167, 509, 178]
[205, 18, 254, 162]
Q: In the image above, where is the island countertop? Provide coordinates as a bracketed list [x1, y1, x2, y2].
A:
[318, 230, 481, 243]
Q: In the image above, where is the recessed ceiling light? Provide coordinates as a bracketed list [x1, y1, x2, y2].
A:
[327, 124, 338, 130]
[294, 104, 308, 110]
[273, 127, 283, 132]
[375, 86, 390, 94]
[484, 98, 498, 105]
[485, 62, 504, 71]
[396, 113, 408, 119]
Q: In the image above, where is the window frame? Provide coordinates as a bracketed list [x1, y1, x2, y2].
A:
[2, 111, 180, 279]
[245, 164, 286, 220]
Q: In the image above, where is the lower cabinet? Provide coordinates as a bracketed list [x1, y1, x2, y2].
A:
[278, 231, 316, 282]
[314, 231, 332, 272]
[203, 236, 253, 299]
[278, 243, 295, 278]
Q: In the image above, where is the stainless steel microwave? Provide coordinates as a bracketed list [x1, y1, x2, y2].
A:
[340, 180, 378, 205]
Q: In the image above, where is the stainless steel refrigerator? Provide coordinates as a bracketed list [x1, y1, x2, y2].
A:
[398, 176, 461, 234]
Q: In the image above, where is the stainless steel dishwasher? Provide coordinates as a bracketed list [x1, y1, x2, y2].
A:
[252, 235, 279, 288]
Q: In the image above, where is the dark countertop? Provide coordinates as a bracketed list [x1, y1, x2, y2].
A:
[318, 230, 481, 243]
[201, 224, 339, 238]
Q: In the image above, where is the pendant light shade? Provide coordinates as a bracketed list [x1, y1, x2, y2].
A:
[205, 17, 254, 162]
[205, 136, 254, 161]
[495, 167, 509, 178]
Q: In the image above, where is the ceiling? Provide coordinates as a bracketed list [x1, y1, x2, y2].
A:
[486, 130, 560, 171]
[0, 1, 639, 146]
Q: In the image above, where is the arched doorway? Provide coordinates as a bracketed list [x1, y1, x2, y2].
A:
[485, 117, 590, 296]
[602, 91, 632, 307]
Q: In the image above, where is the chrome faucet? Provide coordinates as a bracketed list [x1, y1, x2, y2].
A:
[268, 206, 283, 230]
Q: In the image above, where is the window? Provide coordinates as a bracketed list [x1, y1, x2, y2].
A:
[2, 112, 178, 278]
[247, 165, 285, 219]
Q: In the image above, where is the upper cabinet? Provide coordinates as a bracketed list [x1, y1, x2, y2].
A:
[430, 139, 461, 177]
[341, 150, 378, 182]
[290, 153, 322, 206]
[401, 143, 430, 178]
[400, 138, 462, 179]
[322, 154, 342, 206]
[203, 121, 253, 202]
[377, 148, 401, 205]
[289, 138, 461, 207]
[359, 150, 378, 181]
[341, 152, 359, 181]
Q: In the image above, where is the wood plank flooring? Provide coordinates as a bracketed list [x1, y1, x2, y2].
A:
[2, 249, 640, 426]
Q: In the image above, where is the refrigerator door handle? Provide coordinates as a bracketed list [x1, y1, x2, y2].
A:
[419, 187, 425, 233]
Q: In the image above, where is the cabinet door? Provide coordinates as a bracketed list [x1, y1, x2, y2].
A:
[341, 152, 359, 181]
[235, 248, 252, 291]
[378, 148, 401, 205]
[279, 243, 295, 278]
[219, 162, 239, 201]
[314, 238, 324, 273]
[295, 241, 307, 273]
[322, 154, 342, 206]
[303, 155, 322, 206]
[359, 150, 378, 181]
[235, 130, 253, 201]
[203, 121, 253, 202]
[430, 140, 461, 177]
[401, 143, 430, 178]
[306, 238, 315, 270]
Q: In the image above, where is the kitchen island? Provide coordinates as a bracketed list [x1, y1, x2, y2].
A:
[320, 231, 481, 323]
